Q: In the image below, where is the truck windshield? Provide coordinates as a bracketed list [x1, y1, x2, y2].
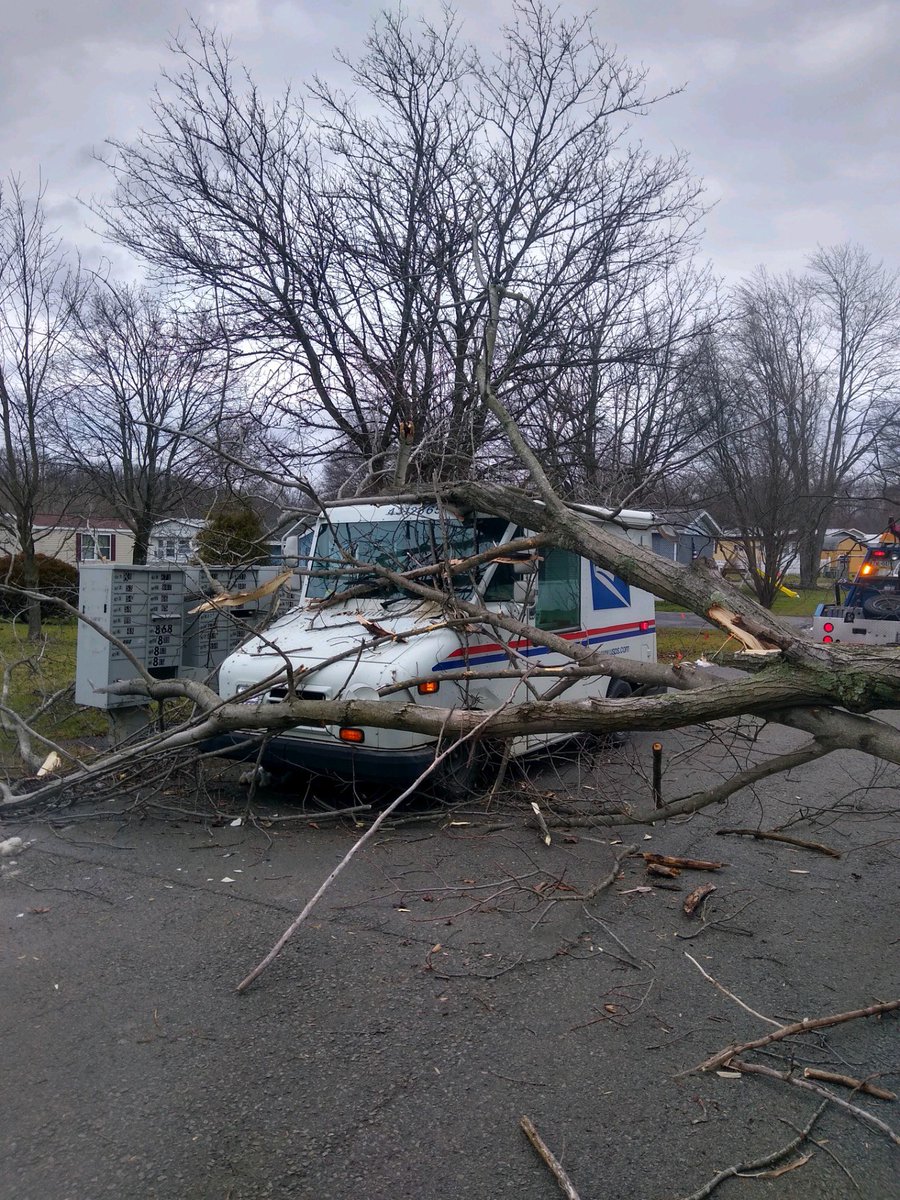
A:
[305, 514, 508, 600]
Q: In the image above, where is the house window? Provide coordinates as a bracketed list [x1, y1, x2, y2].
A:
[78, 533, 114, 561]
[155, 537, 192, 562]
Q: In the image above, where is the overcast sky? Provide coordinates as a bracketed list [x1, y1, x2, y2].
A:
[2, 0, 898, 281]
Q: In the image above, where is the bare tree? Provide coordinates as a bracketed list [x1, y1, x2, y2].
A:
[695, 284, 817, 606]
[0, 179, 83, 637]
[61, 282, 235, 563]
[795, 244, 900, 584]
[100, 3, 703, 492]
[707, 250, 900, 593]
[521, 262, 718, 503]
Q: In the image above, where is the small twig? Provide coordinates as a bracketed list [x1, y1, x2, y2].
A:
[676, 898, 756, 941]
[683, 952, 785, 1029]
[582, 908, 650, 970]
[802, 1132, 861, 1192]
[520, 1116, 582, 1200]
[548, 844, 636, 903]
[676, 1101, 827, 1200]
[716, 827, 841, 858]
[531, 801, 552, 847]
[681, 996, 900, 1076]
[732, 1059, 900, 1147]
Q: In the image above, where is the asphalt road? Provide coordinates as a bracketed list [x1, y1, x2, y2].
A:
[655, 610, 813, 631]
[2, 725, 898, 1200]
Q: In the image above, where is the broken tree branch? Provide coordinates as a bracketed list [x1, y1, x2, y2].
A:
[519, 1116, 583, 1200]
[642, 853, 725, 871]
[802, 1068, 897, 1102]
[676, 1101, 827, 1200]
[683, 951, 785, 1029]
[732, 1059, 900, 1148]
[683, 997, 900, 1076]
[716, 828, 841, 858]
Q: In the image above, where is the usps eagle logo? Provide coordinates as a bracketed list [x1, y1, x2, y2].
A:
[589, 564, 631, 610]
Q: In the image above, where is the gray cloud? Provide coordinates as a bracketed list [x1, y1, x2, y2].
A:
[0, 0, 897, 279]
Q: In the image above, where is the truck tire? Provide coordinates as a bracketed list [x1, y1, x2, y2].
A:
[426, 742, 489, 802]
[861, 593, 900, 619]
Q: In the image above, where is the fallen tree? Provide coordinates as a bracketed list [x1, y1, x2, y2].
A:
[1, 470, 898, 821]
[1, 191, 898, 816]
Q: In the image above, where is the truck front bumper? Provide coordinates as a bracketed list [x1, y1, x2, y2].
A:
[203, 732, 437, 784]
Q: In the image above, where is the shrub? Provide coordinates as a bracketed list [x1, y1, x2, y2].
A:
[0, 554, 79, 620]
[195, 505, 268, 566]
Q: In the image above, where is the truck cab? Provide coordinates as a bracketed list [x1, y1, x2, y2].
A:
[212, 498, 658, 783]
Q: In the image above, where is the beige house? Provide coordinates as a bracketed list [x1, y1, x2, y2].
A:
[1, 514, 135, 566]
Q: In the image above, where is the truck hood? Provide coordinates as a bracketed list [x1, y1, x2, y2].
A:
[235, 598, 452, 668]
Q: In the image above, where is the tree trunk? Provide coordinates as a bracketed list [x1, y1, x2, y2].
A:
[797, 527, 825, 589]
[132, 518, 153, 566]
[21, 540, 42, 640]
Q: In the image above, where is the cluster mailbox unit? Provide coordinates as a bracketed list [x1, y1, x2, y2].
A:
[74, 563, 297, 710]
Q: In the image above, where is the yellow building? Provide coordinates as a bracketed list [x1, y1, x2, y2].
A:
[819, 529, 876, 579]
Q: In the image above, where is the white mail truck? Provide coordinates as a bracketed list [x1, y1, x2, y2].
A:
[211, 498, 659, 786]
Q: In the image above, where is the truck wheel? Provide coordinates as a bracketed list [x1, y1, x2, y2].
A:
[862, 593, 900, 619]
[426, 742, 488, 802]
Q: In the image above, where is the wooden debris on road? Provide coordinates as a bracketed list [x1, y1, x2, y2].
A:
[716, 827, 841, 858]
[642, 852, 725, 871]
[520, 1115, 583, 1200]
[685, 997, 900, 1075]
[683, 883, 716, 916]
[647, 861, 680, 878]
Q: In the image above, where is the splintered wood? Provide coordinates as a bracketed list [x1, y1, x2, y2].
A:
[683, 883, 717, 916]
[642, 853, 725, 871]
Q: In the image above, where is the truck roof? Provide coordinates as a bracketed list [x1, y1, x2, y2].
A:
[317, 496, 658, 532]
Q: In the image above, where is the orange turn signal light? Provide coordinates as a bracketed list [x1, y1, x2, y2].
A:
[417, 680, 440, 694]
[339, 727, 365, 743]
[861, 564, 874, 575]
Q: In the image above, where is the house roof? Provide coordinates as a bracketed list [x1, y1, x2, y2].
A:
[654, 509, 724, 539]
[150, 518, 206, 535]
[821, 529, 876, 551]
[33, 514, 132, 532]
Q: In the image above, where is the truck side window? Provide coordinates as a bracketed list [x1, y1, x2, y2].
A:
[482, 524, 526, 603]
[536, 548, 580, 631]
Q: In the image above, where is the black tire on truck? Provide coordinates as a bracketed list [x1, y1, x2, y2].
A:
[861, 592, 900, 619]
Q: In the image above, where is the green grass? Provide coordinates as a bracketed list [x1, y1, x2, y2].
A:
[0, 620, 106, 766]
[655, 627, 729, 662]
[656, 581, 831, 617]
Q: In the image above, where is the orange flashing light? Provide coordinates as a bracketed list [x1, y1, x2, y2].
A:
[417, 680, 440, 695]
[339, 727, 365, 743]
[860, 563, 874, 575]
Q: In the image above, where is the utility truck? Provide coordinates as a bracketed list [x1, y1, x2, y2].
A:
[812, 523, 900, 646]
[212, 498, 659, 786]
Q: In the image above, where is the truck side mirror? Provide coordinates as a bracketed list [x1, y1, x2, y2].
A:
[513, 572, 537, 605]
